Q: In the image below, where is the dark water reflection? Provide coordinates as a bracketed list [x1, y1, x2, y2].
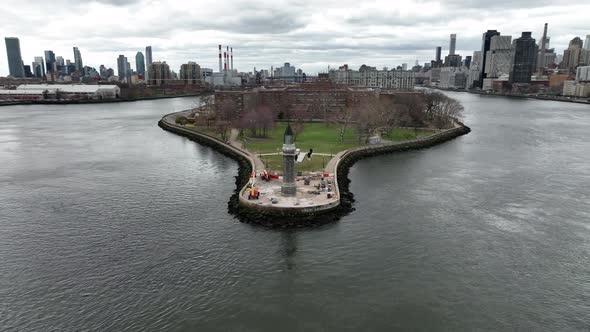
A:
[1, 94, 589, 331]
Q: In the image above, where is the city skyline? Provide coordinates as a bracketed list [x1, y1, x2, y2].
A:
[1, 0, 590, 76]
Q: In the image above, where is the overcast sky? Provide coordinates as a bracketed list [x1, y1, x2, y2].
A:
[1, 0, 589, 76]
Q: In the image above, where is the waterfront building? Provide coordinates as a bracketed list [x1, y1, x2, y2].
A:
[117, 55, 127, 82]
[179, 62, 201, 84]
[486, 35, 512, 78]
[0, 84, 120, 100]
[576, 66, 590, 82]
[135, 52, 145, 77]
[510, 32, 537, 84]
[330, 66, 415, 90]
[563, 80, 590, 97]
[430, 68, 441, 84]
[201, 68, 213, 81]
[439, 67, 467, 89]
[44, 50, 56, 74]
[466, 51, 483, 89]
[5, 37, 25, 78]
[479, 30, 501, 88]
[561, 37, 584, 73]
[33, 56, 45, 78]
[147, 61, 171, 86]
[145, 46, 153, 79]
[23, 65, 33, 78]
[73, 47, 83, 73]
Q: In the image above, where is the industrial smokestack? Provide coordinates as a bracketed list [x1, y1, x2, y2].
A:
[231, 47, 233, 71]
[224, 52, 227, 71]
[218, 45, 222, 73]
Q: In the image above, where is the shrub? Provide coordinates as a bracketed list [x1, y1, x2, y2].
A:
[175, 116, 188, 125]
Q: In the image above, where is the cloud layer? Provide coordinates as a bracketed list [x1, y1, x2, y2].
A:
[1, 0, 589, 75]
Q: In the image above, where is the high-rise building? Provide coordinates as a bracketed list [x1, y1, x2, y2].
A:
[431, 46, 443, 68]
[445, 54, 462, 67]
[584, 35, 590, 50]
[5, 37, 25, 78]
[73, 47, 83, 73]
[135, 52, 145, 77]
[33, 56, 45, 78]
[538, 23, 549, 72]
[561, 37, 585, 72]
[464, 56, 472, 69]
[23, 65, 33, 78]
[126, 61, 131, 83]
[467, 51, 483, 89]
[44, 50, 56, 73]
[117, 55, 127, 81]
[510, 32, 537, 84]
[576, 66, 590, 82]
[570, 37, 584, 49]
[479, 30, 501, 88]
[147, 61, 171, 85]
[449, 34, 457, 55]
[486, 35, 512, 78]
[179, 62, 201, 84]
[145, 46, 153, 78]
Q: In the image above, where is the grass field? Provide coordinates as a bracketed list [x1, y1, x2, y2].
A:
[184, 124, 221, 139]
[260, 154, 333, 173]
[242, 122, 433, 154]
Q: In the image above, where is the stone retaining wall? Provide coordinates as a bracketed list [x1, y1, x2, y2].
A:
[158, 112, 343, 228]
[334, 122, 471, 212]
[159, 111, 470, 228]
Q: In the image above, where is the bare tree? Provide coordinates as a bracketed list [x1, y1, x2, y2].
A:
[337, 103, 357, 142]
[290, 104, 308, 141]
[237, 103, 274, 138]
[315, 94, 333, 125]
[424, 91, 463, 129]
[354, 97, 390, 143]
[214, 97, 237, 141]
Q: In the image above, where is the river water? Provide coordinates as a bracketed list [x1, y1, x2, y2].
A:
[1, 94, 589, 331]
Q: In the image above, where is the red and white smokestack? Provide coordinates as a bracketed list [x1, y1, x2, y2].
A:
[224, 52, 227, 71]
[218, 44, 222, 73]
[231, 47, 234, 71]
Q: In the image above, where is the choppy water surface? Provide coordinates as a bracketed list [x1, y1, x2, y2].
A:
[1, 94, 589, 331]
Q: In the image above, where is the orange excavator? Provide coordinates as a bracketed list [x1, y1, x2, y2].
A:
[248, 187, 260, 200]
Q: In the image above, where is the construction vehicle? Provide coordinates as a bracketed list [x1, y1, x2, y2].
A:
[260, 169, 271, 182]
[248, 187, 260, 200]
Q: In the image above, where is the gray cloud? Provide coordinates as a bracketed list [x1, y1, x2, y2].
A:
[1, 0, 589, 75]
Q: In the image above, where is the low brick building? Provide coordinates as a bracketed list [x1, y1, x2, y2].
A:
[215, 80, 420, 120]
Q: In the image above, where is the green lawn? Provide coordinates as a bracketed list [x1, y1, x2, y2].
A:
[242, 122, 433, 154]
[242, 122, 362, 154]
[259, 154, 333, 173]
[184, 124, 221, 139]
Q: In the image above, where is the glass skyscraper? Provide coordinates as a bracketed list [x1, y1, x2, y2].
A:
[510, 32, 537, 84]
[5, 37, 25, 78]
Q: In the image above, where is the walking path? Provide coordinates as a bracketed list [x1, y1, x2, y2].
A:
[229, 128, 265, 173]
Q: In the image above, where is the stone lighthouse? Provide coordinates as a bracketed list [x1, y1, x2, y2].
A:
[281, 124, 297, 196]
